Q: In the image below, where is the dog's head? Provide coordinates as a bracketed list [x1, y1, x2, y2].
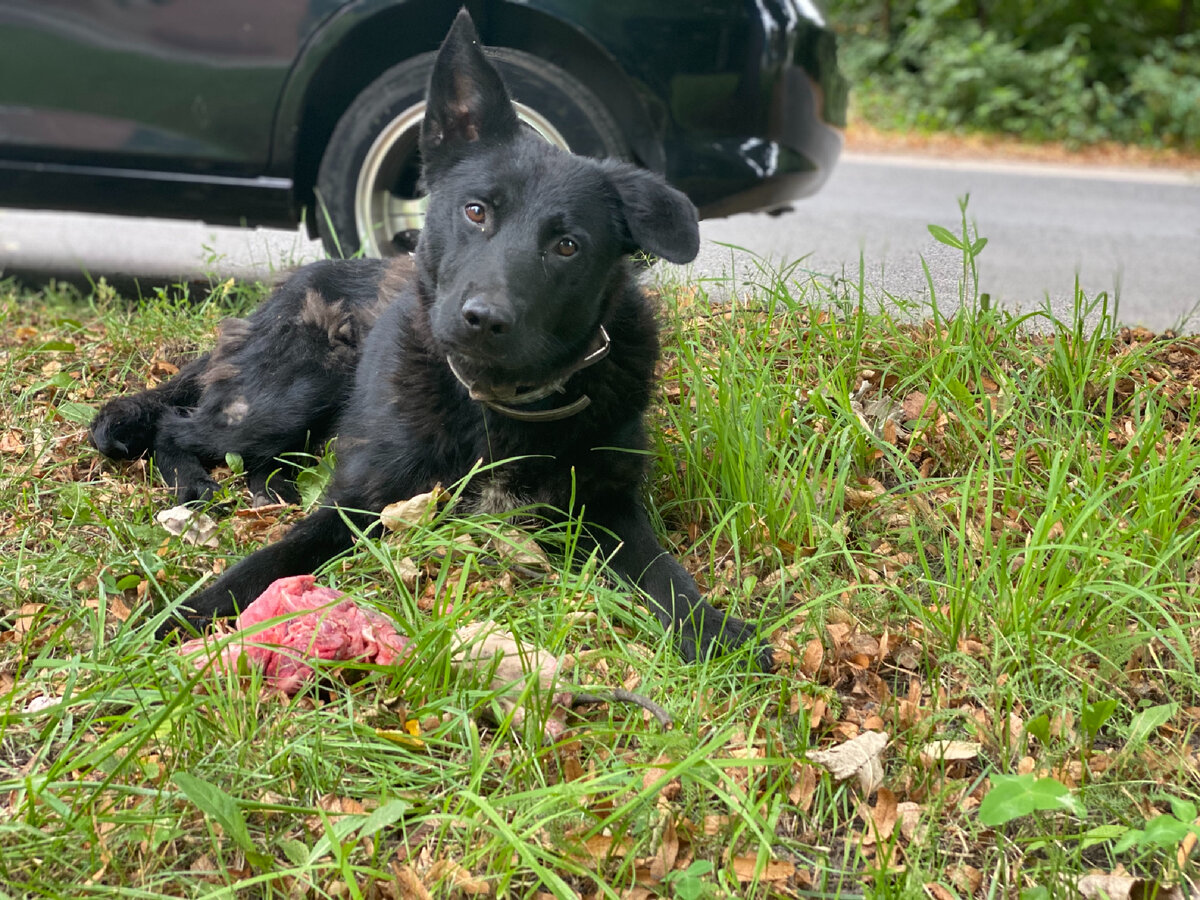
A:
[415, 10, 700, 394]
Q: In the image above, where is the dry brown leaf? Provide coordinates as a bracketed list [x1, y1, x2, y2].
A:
[305, 795, 367, 834]
[84, 594, 133, 623]
[490, 526, 552, 569]
[807, 730, 889, 795]
[191, 852, 222, 884]
[429, 859, 491, 895]
[451, 623, 570, 739]
[156, 505, 219, 548]
[946, 864, 983, 895]
[703, 815, 731, 835]
[846, 632, 881, 661]
[379, 486, 448, 532]
[896, 801, 926, 843]
[649, 815, 678, 881]
[788, 763, 818, 812]
[11, 603, 46, 637]
[1177, 812, 1200, 868]
[799, 638, 824, 678]
[845, 487, 881, 510]
[561, 753, 585, 783]
[389, 863, 433, 900]
[901, 392, 931, 421]
[809, 697, 827, 730]
[642, 756, 672, 793]
[1077, 873, 1183, 900]
[149, 359, 179, 379]
[730, 856, 794, 882]
[882, 417, 898, 444]
[580, 834, 633, 859]
[919, 740, 981, 767]
[869, 788, 899, 840]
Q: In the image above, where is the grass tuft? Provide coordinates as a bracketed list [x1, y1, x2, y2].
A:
[2, 227, 1200, 897]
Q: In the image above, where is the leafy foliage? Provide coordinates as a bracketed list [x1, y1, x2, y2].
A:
[977, 773, 1085, 826]
[827, 0, 1200, 149]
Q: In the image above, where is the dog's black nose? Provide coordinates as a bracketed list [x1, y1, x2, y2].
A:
[461, 296, 512, 336]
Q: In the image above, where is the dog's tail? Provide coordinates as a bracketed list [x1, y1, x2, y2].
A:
[89, 355, 208, 460]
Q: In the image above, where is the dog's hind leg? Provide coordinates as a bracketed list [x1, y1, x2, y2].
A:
[156, 504, 372, 636]
[150, 409, 223, 504]
[89, 355, 209, 460]
[245, 464, 301, 507]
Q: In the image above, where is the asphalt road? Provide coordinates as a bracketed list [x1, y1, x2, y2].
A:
[3, 151, 1198, 330]
[690, 152, 1200, 331]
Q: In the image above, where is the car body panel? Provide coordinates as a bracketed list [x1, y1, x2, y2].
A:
[0, 1, 348, 173]
[0, 0, 845, 234]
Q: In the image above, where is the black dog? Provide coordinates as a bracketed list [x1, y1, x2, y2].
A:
[91, 10, 769, 669]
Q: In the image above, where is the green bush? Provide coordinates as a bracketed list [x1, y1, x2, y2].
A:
[828, 0, 1200, 150]
[1122, 33, 1200, 147]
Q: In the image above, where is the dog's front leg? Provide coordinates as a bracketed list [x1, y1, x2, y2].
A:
[587, 501, 772, 670]
[155, 505, 370, 638]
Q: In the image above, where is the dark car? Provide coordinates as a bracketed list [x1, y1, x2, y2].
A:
[0, 0, 847, 259]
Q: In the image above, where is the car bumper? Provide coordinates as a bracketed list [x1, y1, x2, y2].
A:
[682, 62, 844, 220]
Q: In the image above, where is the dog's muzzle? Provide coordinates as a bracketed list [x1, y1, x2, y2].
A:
[446, 326, 610, 422]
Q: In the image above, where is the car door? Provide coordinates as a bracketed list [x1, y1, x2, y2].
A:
[0, 0, 341, 175]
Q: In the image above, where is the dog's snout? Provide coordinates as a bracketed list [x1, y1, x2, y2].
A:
[461, 296, 512, 337]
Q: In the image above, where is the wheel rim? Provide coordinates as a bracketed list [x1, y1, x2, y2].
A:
[354, 101, 570, 258]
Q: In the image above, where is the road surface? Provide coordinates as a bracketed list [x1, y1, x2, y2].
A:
[3, 152, 1198, 330]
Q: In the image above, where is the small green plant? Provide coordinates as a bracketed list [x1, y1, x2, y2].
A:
[1079, 692, 1118, 757]
[661, 860, 717, 899]
[1114, 795, 1200, 865]
[926, 193, 988, 317]
[977, 773, 1085, 828]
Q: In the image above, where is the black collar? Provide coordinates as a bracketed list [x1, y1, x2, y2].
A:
[446, 326, 611, 422]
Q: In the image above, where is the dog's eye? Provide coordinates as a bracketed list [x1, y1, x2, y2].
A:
[555, 237, 578, 258]
[464, 203, 486, 225]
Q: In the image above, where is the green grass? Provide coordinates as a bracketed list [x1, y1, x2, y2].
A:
[1, 225, 1199, 898]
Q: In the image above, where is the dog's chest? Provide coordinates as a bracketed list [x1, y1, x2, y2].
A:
[472, 476, 530, 517]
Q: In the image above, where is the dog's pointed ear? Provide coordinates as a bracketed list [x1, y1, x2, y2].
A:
[420, 9, 520, 179]
[603, 162, 701, 264]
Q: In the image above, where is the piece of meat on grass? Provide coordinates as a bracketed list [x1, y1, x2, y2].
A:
[178, 574, 409, 693]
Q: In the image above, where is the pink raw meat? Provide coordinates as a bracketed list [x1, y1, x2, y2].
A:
[178, 575, 409, 693]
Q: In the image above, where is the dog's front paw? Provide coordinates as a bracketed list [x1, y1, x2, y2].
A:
[154, 582, 241, 640]
[153, 608, 204, 641]
[247, 469, 301, 507]
[679, 606, 774, 671]
[175, 476, 223, 506]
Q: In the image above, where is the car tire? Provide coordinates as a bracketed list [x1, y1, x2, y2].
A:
[315, 48, 629, 259]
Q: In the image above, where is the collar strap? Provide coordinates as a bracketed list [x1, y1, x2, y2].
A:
[447, 325, 611, 422]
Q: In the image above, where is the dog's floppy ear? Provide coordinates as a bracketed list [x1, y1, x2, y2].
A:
[603, 161, 701, 265]
[420, 9, 521, 179]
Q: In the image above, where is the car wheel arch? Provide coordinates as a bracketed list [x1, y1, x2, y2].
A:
[270, 0, 663, 236]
